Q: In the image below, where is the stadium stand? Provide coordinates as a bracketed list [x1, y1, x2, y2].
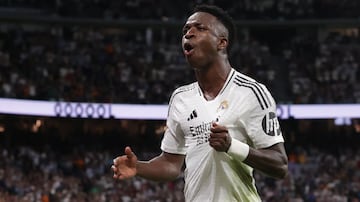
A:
[0, 25, 359, 104]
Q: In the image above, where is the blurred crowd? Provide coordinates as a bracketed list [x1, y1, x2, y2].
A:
[0, 144, 359, 202]
[0, 146, 185, 202]
[1, 0, 360, 20]
[0, 116, 358, 202]
[281, 31, 360, 103]
[0, 1, 359, 104]
[0, 26, 192, 104]
[0, 24, 359, 104]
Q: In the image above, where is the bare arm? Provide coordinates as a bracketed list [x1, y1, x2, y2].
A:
[244, 143, 288, 179]
[112, 146, 185, 182]
[209, 122, 288, 179]
[137, 152, 185, 181]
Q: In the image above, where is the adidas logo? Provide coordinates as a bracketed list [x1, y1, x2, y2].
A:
[187, 110, 197, 121]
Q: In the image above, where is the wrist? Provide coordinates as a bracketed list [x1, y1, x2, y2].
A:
[227, 138, 250, 162]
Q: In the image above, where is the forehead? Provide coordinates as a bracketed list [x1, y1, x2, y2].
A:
[185, 12, 219, 26]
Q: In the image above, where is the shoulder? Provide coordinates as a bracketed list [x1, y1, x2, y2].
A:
[233, 71, 259, 85]
[168, 82, 197, 106]
[172, 82, 197, 96]
[232, 71, 274, 110]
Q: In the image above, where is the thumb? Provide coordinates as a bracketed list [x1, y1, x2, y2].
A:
[211, 121, 221, 130]
[125, 146, 134, 158]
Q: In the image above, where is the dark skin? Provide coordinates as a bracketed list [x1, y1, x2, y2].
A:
[112, 11, 288, 182]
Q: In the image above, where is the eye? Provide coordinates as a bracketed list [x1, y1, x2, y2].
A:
[197, 25, 207, 31]
[182, 25, 190, 35]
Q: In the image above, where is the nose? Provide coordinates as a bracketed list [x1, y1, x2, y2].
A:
[184, 27, 195, 39]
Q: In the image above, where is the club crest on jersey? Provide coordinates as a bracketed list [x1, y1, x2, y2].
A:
[216, 100, 229, 113]
[262, 112, 281, 136]
[215, 100, 229, 122]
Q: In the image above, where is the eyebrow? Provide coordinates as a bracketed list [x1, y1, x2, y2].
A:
[183, 22, 203, 29]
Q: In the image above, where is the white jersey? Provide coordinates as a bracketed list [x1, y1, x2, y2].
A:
[161, 68, 284, 202]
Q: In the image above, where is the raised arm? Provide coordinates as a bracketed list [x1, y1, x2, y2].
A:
[112, 146, 185, 182]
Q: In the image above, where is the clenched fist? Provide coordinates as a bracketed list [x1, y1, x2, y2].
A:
[209, 122, 232, 152]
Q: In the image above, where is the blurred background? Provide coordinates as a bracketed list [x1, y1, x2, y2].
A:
[0, 0, 360, 201]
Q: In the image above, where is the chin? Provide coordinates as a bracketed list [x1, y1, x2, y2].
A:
[186, 56, 203, 68]
[189, 61, 210, 71]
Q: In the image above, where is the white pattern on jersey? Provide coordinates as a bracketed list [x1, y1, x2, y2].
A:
[161, 68, 284, 202]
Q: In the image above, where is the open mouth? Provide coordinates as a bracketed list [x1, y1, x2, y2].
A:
[183, 43, 194, 55]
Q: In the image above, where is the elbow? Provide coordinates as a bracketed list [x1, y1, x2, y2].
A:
[264, 156, 288, 179]
[163, 166, 182, 182]
[268, 163, 288, 180]
[274, 158, 288, 179]
[170, 171, 182, 181]
[162, 171, 182, 182]
[276, 163, 288, 179]
[274, 151, 289, 179]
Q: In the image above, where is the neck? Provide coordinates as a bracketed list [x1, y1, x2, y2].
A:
[195, 60, 231, 101]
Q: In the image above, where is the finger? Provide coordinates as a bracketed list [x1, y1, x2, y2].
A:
[111, 165, 117, 172]
[111, 165, 119, 175]
[211, 131, 228, 139]
[209, 133, 220, 140]
[209, 134, 225, 144]
[210, 132, 225, 138]
[125, 146, 134, 158]
[209, 139, 220, 146]
[113, 157, 119, 166]
[209, 141, 222, 150]
[211, 122, 228, 133]
[209, 139, 229, 152]
[111, 165, 119, 179]
[210, 129, 229, 139]
[209, 134, 228, 145]
[113, 173, 121, 179]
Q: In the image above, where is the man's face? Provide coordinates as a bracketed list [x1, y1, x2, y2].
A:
[182, 12, 228, 69]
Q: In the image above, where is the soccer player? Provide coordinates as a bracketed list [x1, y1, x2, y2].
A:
[112, 4, 288, 201]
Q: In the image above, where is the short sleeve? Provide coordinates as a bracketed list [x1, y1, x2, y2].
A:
[160, 92, 187, 155]
[244, 84, 284, 149]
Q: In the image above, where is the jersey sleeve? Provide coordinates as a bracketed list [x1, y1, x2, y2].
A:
[244, 84, 284, 149]
[160, 91, 187, 155]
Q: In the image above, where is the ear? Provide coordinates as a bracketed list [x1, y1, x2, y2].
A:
[217, 37, 228, 51]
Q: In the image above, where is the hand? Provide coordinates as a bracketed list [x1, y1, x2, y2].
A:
[112, 146, 138, 180]
[209, 122, 232, 152]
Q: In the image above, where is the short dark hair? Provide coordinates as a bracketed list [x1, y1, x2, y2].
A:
[192, 4, 236, 51]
